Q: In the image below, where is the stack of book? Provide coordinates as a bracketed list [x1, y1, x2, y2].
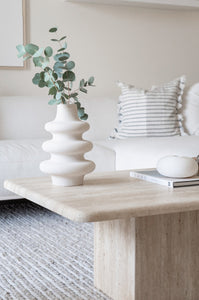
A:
[130, 169, 199, 188]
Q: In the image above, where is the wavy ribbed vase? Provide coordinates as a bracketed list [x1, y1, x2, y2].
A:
[40, 103, 95, 186]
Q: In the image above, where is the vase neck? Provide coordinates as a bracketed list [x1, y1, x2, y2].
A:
[55, 104, 79, 121]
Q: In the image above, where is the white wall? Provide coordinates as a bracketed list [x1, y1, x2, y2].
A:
[0, 0, 199, 99]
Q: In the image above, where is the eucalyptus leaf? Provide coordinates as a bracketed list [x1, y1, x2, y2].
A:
[48, 86, 57, 96]
[35, 56, 50, 69]
[57, 47, 66, 52]
[78, 107, 85, 118]
[64, 87, 72, 91]
[54, 71, 62, 78]
[57, 80, 65, 91]
[25, 44, 39, 55]
[80, 79, 85, 88]
[48, 99, 57, 105]
[53, 61, 64, 77]
[42, 57, 50, 68]
[66, 61, 75, 70]
[47, 68, 52, 75]
[44, 46, 53, 57]
[46, 80, 54, 88]
[38, 80, 46, 88]
[54, 52, 70, 62]
[53, 61, 64, 69]
[44, 72, 50, 82]
[58, 55, 69, 62]
[76, 102, 81, 109]
[62, 93, 69, 100]
[59, 36, 66, 41]
[33, 56, 43, 67]
[88, 76, 95, 85]
[80, 87, 87, 93]
[40, 71, 45, 81]
[61, 96, 66, 104]
[44, 67, 51, 72]
[32, 73, 41, 85]
[80, 114, 88, 121]
[63, 71, 75, 82]
[56, 92, 62, 100]
[33, 48, 44, 58]
[16, 44, 26, 58]
[49, 27, 57, 33]
[70, 92, 78, 98]
[52, 72, 58, 80]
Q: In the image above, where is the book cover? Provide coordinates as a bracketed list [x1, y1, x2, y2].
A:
[130, 169, 199, 188]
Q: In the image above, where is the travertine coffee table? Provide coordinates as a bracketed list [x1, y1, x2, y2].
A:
[4, 171, 199, 300]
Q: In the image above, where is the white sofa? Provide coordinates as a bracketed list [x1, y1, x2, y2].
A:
[1, 84, 199, 200]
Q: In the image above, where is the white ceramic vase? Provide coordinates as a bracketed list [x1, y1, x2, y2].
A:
[40, 103, 95, 186]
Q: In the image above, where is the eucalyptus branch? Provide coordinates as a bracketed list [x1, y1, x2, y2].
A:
[56, 32, 63, 49]
[16, 27, 95, 120]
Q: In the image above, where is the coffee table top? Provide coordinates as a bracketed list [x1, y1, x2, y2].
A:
[4, 171, 199, 222]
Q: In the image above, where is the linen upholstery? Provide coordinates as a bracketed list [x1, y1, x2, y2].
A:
[111, 76, 186, 139]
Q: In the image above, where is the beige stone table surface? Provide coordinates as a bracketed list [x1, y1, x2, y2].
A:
[4, 170, 199, 222]
[4, 171, 199, 300]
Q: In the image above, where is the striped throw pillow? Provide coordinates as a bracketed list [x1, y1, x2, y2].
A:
[111, 76, 186, 139]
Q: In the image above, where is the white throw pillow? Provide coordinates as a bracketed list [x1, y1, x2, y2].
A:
[183, 83, 199, 135]
[111, 76, 186, 139]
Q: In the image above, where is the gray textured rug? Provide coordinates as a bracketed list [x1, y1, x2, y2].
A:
[0, 200, 110, 300]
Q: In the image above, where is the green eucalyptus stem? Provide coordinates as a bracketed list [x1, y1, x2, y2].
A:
[56, 32, 62, 48]
[47, 69, 58, 89]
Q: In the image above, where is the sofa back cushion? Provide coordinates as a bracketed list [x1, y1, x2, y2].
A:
[0, 89, 197, 141]
[0, 96, 56, 139]
[0, 96, 118, 141]
[182, 83, 199, 135]
[81, 97, 117, 140]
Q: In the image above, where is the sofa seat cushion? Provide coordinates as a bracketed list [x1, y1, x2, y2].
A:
[98, 136, 199, 170]
[0, 139, 116, 200]
[0, 139, 48, 200]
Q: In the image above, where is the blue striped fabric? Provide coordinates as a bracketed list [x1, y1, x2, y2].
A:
[111, 76, 186, 139]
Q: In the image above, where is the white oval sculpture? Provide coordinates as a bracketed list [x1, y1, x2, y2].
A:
[40, 103, 95, 186]
[157, 155, 198, 178]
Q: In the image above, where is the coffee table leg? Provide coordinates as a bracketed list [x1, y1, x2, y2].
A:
[94, 211, 199, 300]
